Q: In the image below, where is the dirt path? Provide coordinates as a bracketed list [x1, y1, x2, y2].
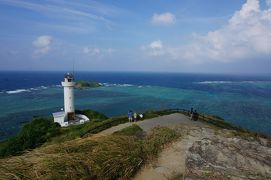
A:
[93, 113, 206, 138]
[133, 126, 204, 180]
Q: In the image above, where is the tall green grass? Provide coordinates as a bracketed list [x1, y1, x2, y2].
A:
[0, 126, 180, 179]
[114, 124, 143, 136]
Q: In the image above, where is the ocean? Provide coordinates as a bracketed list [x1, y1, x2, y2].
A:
[0, 71, 271, 140]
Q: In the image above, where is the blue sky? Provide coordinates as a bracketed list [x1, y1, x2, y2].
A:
[0, 0, 271, 74]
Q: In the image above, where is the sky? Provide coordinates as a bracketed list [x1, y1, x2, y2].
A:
[0, 0, 271, 74]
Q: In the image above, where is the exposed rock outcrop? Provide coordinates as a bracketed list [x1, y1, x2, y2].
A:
[186, 131, 271, 179]
[134, 123, 271, 180]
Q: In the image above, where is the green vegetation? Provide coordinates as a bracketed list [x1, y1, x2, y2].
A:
[50, 116, 128, 143]
[0, 108, 159, 158]
[140, 109, 179, 120]
[1, 108, 268, 159]
[75, 80, 101, 89]
[0, 109, 108, 158]
[0, 118, 60, 158]
[114, 124, 143, 136]
[0, 126, 180, 179]
[0, 108, 269, 179]
[75, 109, 108, 120]
[50, 109, 176, 143]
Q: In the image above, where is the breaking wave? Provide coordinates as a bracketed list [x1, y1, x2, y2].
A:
[4, 85, 54, 94]
[6, 89, 31, 94]
[100, 83, 134, 87]
[197, 81, 234, 84]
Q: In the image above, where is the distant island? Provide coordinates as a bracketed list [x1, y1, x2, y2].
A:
[75, 80, 102, 89]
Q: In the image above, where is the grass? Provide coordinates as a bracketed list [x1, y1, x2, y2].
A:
[142, 109, 179, 119]
[43, 116, 129, 144]
[143, 126, 179, 157]
[114, 124, 143, 136]
[0, 109, 177, 159]
[1, 107, 269, 159]
[0, 126, 180, 179]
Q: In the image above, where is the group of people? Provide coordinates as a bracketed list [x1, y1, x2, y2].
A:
[190, 108, 199, 121]
[128, 108, 198, 122]
[128, 110, 143, 122]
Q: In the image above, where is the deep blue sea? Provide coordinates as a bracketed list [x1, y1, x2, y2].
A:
[0, 71, 271, 140]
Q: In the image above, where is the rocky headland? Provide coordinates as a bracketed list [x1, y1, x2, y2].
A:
[0, 111, 270, 179]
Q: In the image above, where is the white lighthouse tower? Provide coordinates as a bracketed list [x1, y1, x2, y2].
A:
[62, 73, 75, 120]
[53, 72, 90, 127]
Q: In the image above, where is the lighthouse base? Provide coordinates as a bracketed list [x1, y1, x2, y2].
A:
[52, 112, 90, 127]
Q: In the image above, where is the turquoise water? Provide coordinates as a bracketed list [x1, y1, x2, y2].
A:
[0, 72, 271, 140]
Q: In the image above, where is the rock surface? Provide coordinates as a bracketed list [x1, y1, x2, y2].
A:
[133, 122, 271, 179]
[186, 130, 271, 179]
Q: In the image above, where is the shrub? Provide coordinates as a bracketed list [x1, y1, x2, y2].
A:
[0, 118, 60, 157]
[75, 109, 108, 120]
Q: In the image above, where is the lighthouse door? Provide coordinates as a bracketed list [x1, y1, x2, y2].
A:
[67, 112, 75, 121]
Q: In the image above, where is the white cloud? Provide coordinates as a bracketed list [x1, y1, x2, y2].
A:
[142, 40, 166, 56]
[83, 47, 114, 57]
[0, 0, 117, 33]
[150, 40, 163, 49]
[151, 12, 176, 25]
[32, 35, 53, 56]
[144, 0, 271, 63]
[33, 35, 52, 48]
[267, 0, 271, 7]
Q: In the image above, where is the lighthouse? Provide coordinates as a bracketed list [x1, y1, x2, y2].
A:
[53, 72, 90, 127]
[62, 73, 75, 120]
